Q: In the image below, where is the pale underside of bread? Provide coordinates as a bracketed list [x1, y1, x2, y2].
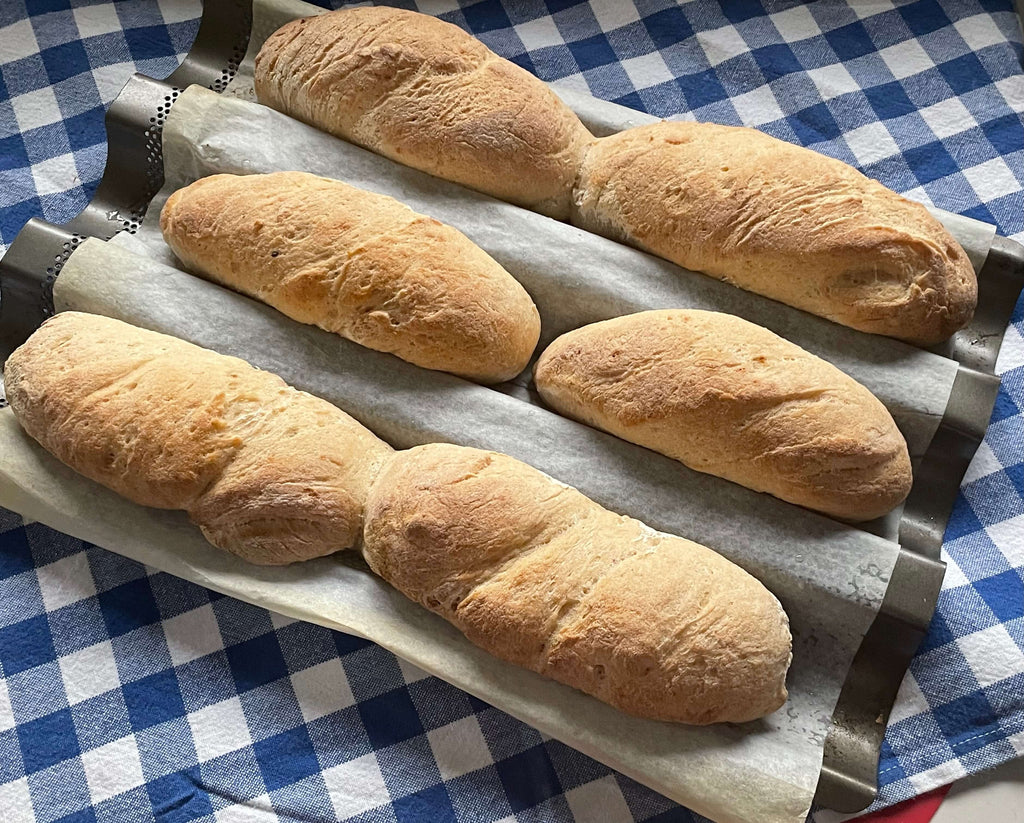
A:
[362, 442, 792, 725]
[534, 310, 913, 521]
[160, 171, 540, 384]
[253, 6, 594, 220]
[4, 312, 393, 564]
[572, 122, 977, 345]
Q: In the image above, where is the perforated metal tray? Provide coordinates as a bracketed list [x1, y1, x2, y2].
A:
[1, 1, 1021, 813]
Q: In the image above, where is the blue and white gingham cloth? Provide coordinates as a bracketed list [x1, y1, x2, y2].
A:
[1, 1, 1022, 821]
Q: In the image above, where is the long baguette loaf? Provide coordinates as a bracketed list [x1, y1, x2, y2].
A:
[534, 310, 912, 521]
[253, 7, 594, 220]
[160, 172, 540, 383]
[4, 312, 393, 565]
[362, 442, 792, 725]
[572, 122, 977, 345]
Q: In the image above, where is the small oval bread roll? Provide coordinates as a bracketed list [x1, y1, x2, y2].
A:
[534, 310, 912, 521]
[4, 312, 393, 565]
[572, 122, 976, 345]
[362, 443, 792, 725]
[253, 7, 594, 219]
[161, 172, 540, 383]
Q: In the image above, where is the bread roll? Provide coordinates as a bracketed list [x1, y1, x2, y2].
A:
[362, 442, 792, 724]
[161, 172, 540, 384]
[4, 312, 393, 565]
[534, 310, 912, 521]
[253, 7, 593, 219]
[572, 122, 976, 345]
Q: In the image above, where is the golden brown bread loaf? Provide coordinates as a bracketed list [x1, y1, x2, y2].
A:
[160, 172, 540, 383]
[253, 7, 594, 219]
[572, 122, 977, 345]
[362, 442, 792, 724]
[534, 310, 912, 521]
[4, 312, 394, 565]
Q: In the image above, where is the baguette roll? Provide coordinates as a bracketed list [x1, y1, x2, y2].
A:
[253, 7, 594, 219]
[362, 442, 792, 725]
[572, 122, 977, 345]
[534, 310, 912, 521]
[161, 172, 540, 383]
[4, 312, 393, 565]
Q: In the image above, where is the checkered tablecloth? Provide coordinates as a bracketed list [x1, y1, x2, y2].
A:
[1, 1, 1023, 822]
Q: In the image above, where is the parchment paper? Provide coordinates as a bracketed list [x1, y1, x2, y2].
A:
[130, 84, 958, 479]
[0, 236, 908, 823]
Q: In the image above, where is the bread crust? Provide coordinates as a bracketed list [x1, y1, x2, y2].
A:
[5, 312, 394, 564]
[253, 7, 594, 219]
[534, 310, 912, 521]
[572, 122, 977, 345]
[161, 171, 540, 383]
[363, 442, 792, 724]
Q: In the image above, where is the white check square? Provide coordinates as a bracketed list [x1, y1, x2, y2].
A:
[697, 24, 748, 68]
[428, 716, 493, 780]
[36, 551, 96, 612]
[770, 5, 821, 42]
[162, 604, 223, 667]
[0, 18, 40, 63]
[619, 52, 674, 92]
[879, 39, 933, 80]
[0, 678, 13, 733]
[59, 640, 120, 704]
[188, 696, 252, 761]
[322, 753, 392, 819]
[72, 3, 122, 38]
[0, 778, 34, 823]
[82, 735, 146, 804]
[963, 157, 1021, 201]
[156, 0, 202, 25]
[958, 624, 1024, 688]
[954, 14, 1006, 52]
[566, 776, 634, 823]
[590, 1, 640, 32]
[214, 793, 275, 821]
[995, 76, 1024, 110]
[514, 17, 564, 51]
[844, 121, 901, 166]
[730, 84, 784, 127]
[290, 659, 355, 723]
[806, 63, 861, 100]
[919, 97, 974, 139]
[10, 86, 63, 133]
[30, 152, 79, 197]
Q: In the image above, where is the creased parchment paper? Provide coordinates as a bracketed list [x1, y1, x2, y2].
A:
[132, 83, 957, 483]
[0, 236, 911, 823]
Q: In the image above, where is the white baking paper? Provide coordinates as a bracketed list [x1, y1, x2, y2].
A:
[130, 84, 958, 478]
[0, 236, 913, 823]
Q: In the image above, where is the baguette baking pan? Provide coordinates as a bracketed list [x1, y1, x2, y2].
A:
[1, 0, 1022, 816]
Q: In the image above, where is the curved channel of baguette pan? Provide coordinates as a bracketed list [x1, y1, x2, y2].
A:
[5, 313, 792, 726]
[535, 310, 913, 521]
[160, 171, 540, 384]
[3, 311, 394, 565]
[363, 442, 792, 725]
[253, 6, 594, 220]
[572, 122, 977, 345]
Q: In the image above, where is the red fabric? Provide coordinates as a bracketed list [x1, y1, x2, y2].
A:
[853, 786, 952, 823]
